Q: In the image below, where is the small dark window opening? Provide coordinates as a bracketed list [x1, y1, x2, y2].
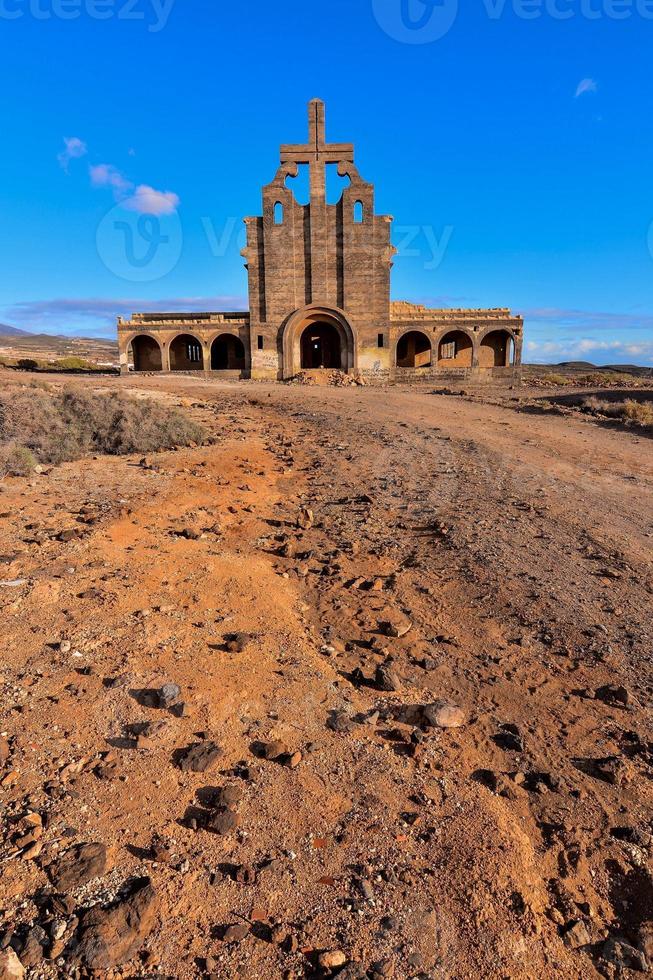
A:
[274, 202, 284, 225]
[354, 200, 364, 223]
[377, 333, 384, 348]
[257, 335, 264, 350]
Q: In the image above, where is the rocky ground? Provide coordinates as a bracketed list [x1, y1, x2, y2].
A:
[1, 372, 652, 979]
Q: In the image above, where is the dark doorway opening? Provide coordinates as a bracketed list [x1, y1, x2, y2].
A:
[170, 334, 204, 371]
[300, 322, 342, 369]
[396, 331, 432, 368]
[211, 334, 246, 371]
[130, 335, 162, 372]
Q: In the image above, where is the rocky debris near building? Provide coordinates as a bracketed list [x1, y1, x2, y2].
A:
[318, 949, 348, 969]
[493, 723, 524, 752]
[64, 877, 156, 971]
[0, 949, 25, 979]
[573, 756, 624, 785]
[594, 684, 630, 707]
[374, 663, 401, 692]
[225, 632, 252, 652]
[46, 842, 109, 891]
[421, 700, 466, 729]
[206, 808, 240, 835]
[176, 741, 223, 773]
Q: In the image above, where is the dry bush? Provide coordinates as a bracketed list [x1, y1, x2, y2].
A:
[0, 443, 37, 477]
[0, 387, 205, 469]
[579, 396, 653, 430]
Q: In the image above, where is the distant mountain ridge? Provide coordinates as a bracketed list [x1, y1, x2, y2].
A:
[0, 323, 30, 336]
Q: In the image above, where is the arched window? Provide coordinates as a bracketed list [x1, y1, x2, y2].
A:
[274, 202, 284, 225]
[353, 201, 364, 223]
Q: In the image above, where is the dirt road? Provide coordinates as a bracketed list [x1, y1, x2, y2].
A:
[1, 374, 652, 979]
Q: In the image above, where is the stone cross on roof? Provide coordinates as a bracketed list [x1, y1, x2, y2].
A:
[280, 99, 354, 201]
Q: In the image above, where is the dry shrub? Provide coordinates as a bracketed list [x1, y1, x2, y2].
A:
[0, 443, 37, 477]
[0, 387, 205, 468]
[579, 396, 653, 430]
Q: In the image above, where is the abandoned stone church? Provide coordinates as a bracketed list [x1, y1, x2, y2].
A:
[117, 100, 523, 382]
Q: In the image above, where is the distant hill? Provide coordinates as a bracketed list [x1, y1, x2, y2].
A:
[0, 329, 118, 367]
[0, 323, 30, 337]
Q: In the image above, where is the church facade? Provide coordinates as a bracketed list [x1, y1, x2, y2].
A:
[117, 101, 523, 383]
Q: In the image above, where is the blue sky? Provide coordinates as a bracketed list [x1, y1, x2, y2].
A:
[1, 0, 652, 364]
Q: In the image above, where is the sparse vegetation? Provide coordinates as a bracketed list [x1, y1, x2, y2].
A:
[577, 395, 653, 431]
[17, 358, 38, 371]
[0, 387, 205, 473]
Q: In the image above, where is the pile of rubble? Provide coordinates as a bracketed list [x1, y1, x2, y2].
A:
[287, 370, 365, 387]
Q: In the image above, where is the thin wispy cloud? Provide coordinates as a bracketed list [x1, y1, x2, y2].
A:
[57, 136, 87, 172]
[1, 295, 248, 337]
[89, 163, 132, 195]
[575, 78, 598, 99]
[89, 163, 180, 216]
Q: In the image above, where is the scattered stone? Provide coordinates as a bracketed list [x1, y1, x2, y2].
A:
[158, 683, 181, 708]
[0, 949, 24, 979]
[422, 700, 466, 729]
[225, 632, 252, 653]
[262, 740, 289, 761]
[206, 809, 240, 835]
[58, 640, 72, 654]
[318, 950, 347, 969]
[47, 842, 109, 891]
[0, 738, 9, 766]
[595, 684, 630, 708]
[213, 784, 243, 808]
[65, 877, 156, 971]
[297, 507, 314, 530]
[177, 742, 222, 773]
[494, 723, 524, 752]
[223, 923, 249, 943]
[379, 618, 412, 638]
[375, 664, 401, 692]
[602, 937, 648, 971]
[327, 709, 356, 734]
[563, 920, 591, 949]
[573, 756, 623, 785]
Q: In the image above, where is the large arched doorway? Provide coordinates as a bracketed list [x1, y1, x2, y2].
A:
[300, 321, 342, 369]
[129, 335, 162, 372]
[437, 331, 474, 368]
[169, 334, 204, 371]
[211, 334, 246, 371]
[282, 305, 355, 378]
[479, 330, 512, 368]
[396, 331, 432, 369]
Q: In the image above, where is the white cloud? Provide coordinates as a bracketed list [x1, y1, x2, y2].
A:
[89, 163, 180, 215]
[122, 184, 180, 216]
[58, 136, 87, 172]
[575, 78, 598, 98]
[89, 163, 133, 196]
